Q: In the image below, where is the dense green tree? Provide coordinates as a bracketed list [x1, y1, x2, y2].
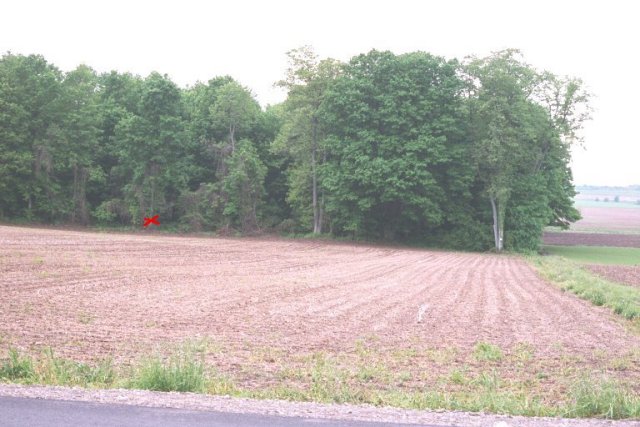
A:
[92, 71, 144, 224]
[113, 72, 189, 223]
[222, 139, 267, 231]
[0, 53, 65, 220]
[465, 50, 586, 251]
[183, 76, 235, 188]
[60, 65, 101, 224]
[210, 81, 260, 161]
[320, 50, 468, 240]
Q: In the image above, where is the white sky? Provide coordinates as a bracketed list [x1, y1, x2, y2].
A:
[2, 0, 638, 186]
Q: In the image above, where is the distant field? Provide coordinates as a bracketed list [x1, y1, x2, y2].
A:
[575, 200, 640, 209]
[586, 265, 640, 288]
[570, 206, 640, 234]
[542, 245, 640, 266]
[543, 232, 640, 248]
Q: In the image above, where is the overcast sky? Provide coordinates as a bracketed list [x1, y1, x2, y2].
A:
[2, 0, 638, 186]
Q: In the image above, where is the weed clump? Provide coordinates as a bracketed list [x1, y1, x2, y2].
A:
[566, 376, 640, 419]
[473, 342, 503, 362]
[129, 348, 205, 393]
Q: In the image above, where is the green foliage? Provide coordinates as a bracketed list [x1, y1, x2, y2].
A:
[114, 72, 190, 223]
[274, 46, 342, 234]
[320, 50, 468, 240]
[0, 49, 588, 251]
[222, 139, 267, 231]
[465, 50, 586, 250]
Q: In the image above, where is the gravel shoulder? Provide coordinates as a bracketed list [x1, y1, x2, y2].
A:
[0, 384, 637, 427]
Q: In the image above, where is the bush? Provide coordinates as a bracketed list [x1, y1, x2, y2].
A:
[93, 199, 131, 224]
[275, 218, 298, 235]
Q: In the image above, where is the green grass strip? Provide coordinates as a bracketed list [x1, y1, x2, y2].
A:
[541, 245, 640, 266]
[530, 255, 640, 321]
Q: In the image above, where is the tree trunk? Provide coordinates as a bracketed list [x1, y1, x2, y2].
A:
[229, 123, 236, 153]
[311, 118, 320, 234]
[490, 196, 503, 251]
[318, 179, 325, 234]
[72, 164, 78, 223]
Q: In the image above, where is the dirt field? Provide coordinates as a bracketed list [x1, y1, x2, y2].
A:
[571, 206, 640, 233]
[1, 225, 639, 400]
[585, 265, 640, 288]
[543, 231, 640, 248]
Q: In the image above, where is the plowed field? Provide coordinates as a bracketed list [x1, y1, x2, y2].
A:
[586, 265, 640, 288]
[544, 231, 640, 248]
[1, 225, 639, 398]
[571, 206, 640, 233]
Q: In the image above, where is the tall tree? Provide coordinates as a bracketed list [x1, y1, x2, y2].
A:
[210, 81, 260, 159]
[60, 65, 101, 224]
[222, 139, 267, 231]
[0, 53, 64, 220]
[319, 50, 466, 240]
[465, 50, 588, 251]
[274, 46, 341, 233]
[114, 72, 188, 223]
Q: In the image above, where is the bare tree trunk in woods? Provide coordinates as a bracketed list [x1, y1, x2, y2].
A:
[490, 196, 503, 251]
[318, 185, 324, 234]
[72, 165, 78, 223]
[318, 149, 327, 233]
[311, 118, 321, 234]
[151, 179, 156, 214]
[311, 147, 319, 234]
[229, 124, 236, 153]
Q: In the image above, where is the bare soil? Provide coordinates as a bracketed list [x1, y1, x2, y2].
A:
[543, 232, 640, 248]
[585, 265, 640, 288]
[1, 225, 639, 397]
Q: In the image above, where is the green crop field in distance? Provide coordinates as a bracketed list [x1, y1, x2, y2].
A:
[542, 245, 640, 266]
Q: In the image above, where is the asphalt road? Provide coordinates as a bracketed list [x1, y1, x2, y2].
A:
[0, 396, 448, 427]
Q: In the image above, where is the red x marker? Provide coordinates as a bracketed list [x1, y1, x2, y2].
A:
[143, 214, 160, 227]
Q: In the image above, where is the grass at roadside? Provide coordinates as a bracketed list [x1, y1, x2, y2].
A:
[2, 342, 640, 419]
[541, 245, 640, 265]
[530, 255, 640, 322]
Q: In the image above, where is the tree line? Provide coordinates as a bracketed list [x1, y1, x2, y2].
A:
[0, 48, 589, 251]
